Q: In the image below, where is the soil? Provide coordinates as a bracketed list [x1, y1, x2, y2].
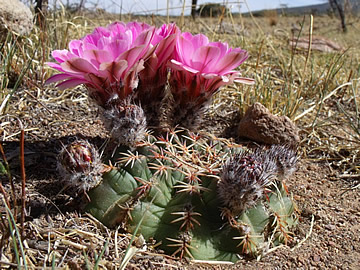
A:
[0, 84, 359, 270]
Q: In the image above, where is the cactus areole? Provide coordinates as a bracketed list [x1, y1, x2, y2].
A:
[85, 131, 298, 262]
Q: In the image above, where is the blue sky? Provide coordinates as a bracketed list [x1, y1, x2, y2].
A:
[98, 0, 326, 15]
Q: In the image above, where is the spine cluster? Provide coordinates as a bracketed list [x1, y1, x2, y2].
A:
[219, 145, 298, 216]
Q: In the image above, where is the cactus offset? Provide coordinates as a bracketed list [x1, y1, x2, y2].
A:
[84, 130, 298, 261]
[218, 150, 276, 216]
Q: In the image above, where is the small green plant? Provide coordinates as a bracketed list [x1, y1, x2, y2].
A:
[337, 81, 360, 141]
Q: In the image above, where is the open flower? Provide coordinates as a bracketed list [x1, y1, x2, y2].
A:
[138, 23, 179, 92]
[166, 32, 254, 129]
[46, 22, 155, 107]
[169, 32, 254, 103]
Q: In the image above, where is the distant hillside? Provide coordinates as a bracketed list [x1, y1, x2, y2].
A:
[244, 0, 360, 16]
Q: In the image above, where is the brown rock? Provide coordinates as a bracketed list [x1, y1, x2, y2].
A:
[237, 102, 300, 145]
[289, 36, 344, 53]
[0, 0, 33, 40]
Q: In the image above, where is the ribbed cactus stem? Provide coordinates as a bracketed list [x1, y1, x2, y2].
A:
[84, 131, 298, 261]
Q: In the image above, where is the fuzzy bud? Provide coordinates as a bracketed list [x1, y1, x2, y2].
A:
[102, 97, 147, 148]
[218, 150, 277, 215]
[57, 139, 103, 192]
[265, 145, 298, 179]
[255, 144, 298, 180]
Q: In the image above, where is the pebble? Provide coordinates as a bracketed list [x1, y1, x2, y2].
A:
[325, 224, 336, 231]
[313, 254, 321, 262]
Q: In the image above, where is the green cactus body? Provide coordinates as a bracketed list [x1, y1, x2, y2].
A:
[85, 130, 297, 261]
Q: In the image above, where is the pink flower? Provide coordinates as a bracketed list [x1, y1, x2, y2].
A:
[140, 23, 180, 81]
[168, 32, 254, 105]
[46, 22, 156, 107]
[136, 24, 180, 116]
[46, 22, 255, 130]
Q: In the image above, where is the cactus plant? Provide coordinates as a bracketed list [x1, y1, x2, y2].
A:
[83, 130, 298, 261]
[50, 21, 298, 262]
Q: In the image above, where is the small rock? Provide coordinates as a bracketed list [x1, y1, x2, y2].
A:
[313, 254, 321, 262]
[328, 241, 337, 247]
[0, 0, 33, 40]
[325, 224, 336, 231]
[301, 208, 313, 218]
[237, 102, 300, 145]
[289, 36, 344, 53]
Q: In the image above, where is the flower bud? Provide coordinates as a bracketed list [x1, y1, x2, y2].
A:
[218, 150, 277, 215]
[102, 97, 147, 147]
[58, 139, 103, 192]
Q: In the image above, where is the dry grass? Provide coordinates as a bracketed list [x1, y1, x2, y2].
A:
[0, 6, 359, 269]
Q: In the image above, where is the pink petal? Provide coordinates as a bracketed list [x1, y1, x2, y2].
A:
[84, 73, 106, 89]
[127, 22, 151, 38]
[216, 50, 248, 74]
[209, 41, 229, 58]
[141, 55, 158, 78]
[107, 39, 129, 59]
[56, 78, 89, 89]
[190, 33, 209, 48]
[154, 34, 176, 66]
[52, 50, 74, 63]
[45, 73, 72, 84]
[99, 60, 128, 80]
[92, 26, 110, 37]
[201, 73, 218, 79]
[169, 59, 199, 74]
[83, 34, 102, 49]
[61, 58, 98, 74]
[47, 62, 64, 72]
[203, 76, 226, 93]
[118, 45, 147, 69]
[68, 40, 83, 57]
[192, 46, 220, 73]
[175, 35, 194, 66]
[107, 22, 126, 35]
[133, 28, 154, 47]
[83, 50, 113, 68]
[153, 23, 179, 44]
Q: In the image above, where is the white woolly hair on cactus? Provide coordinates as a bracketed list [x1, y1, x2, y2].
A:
[218, 149, 278, 216]
[219, 145, 298, 216]
[264, 144, 298, 179]
[57, 139, 103, 192]
[102, 96, 147, 148]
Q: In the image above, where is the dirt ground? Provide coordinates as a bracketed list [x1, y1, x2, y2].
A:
[0, 83, 359, 269]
